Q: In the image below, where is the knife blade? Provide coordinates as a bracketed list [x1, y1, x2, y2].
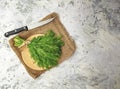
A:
[4, 17, 55, 37]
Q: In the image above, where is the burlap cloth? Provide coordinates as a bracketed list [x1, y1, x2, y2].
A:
[9, 12, 76, 78]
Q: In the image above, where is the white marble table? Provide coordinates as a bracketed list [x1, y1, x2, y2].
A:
[0, 0, 120, 89]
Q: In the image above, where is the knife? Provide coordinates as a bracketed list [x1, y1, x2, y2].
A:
[4, 17, 55, 37]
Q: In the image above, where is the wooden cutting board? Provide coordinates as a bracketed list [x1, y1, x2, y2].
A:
[9, 12, 76, 78]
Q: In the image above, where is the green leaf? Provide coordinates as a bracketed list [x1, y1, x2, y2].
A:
[27, 30, 64, 69]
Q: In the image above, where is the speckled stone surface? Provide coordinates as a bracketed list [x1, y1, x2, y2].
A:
[0, 0, 120, 89]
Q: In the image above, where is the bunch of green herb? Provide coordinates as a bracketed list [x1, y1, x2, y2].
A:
[28, 30, 64, 69]
[14, 36, 25, 47]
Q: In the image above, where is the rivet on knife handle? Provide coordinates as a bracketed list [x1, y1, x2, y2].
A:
[4, 26, 28, 37]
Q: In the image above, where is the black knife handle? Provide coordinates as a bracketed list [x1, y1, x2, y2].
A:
[4, 26, 28, 37]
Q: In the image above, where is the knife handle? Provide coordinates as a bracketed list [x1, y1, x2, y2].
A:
[4, 26, 28, 37]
